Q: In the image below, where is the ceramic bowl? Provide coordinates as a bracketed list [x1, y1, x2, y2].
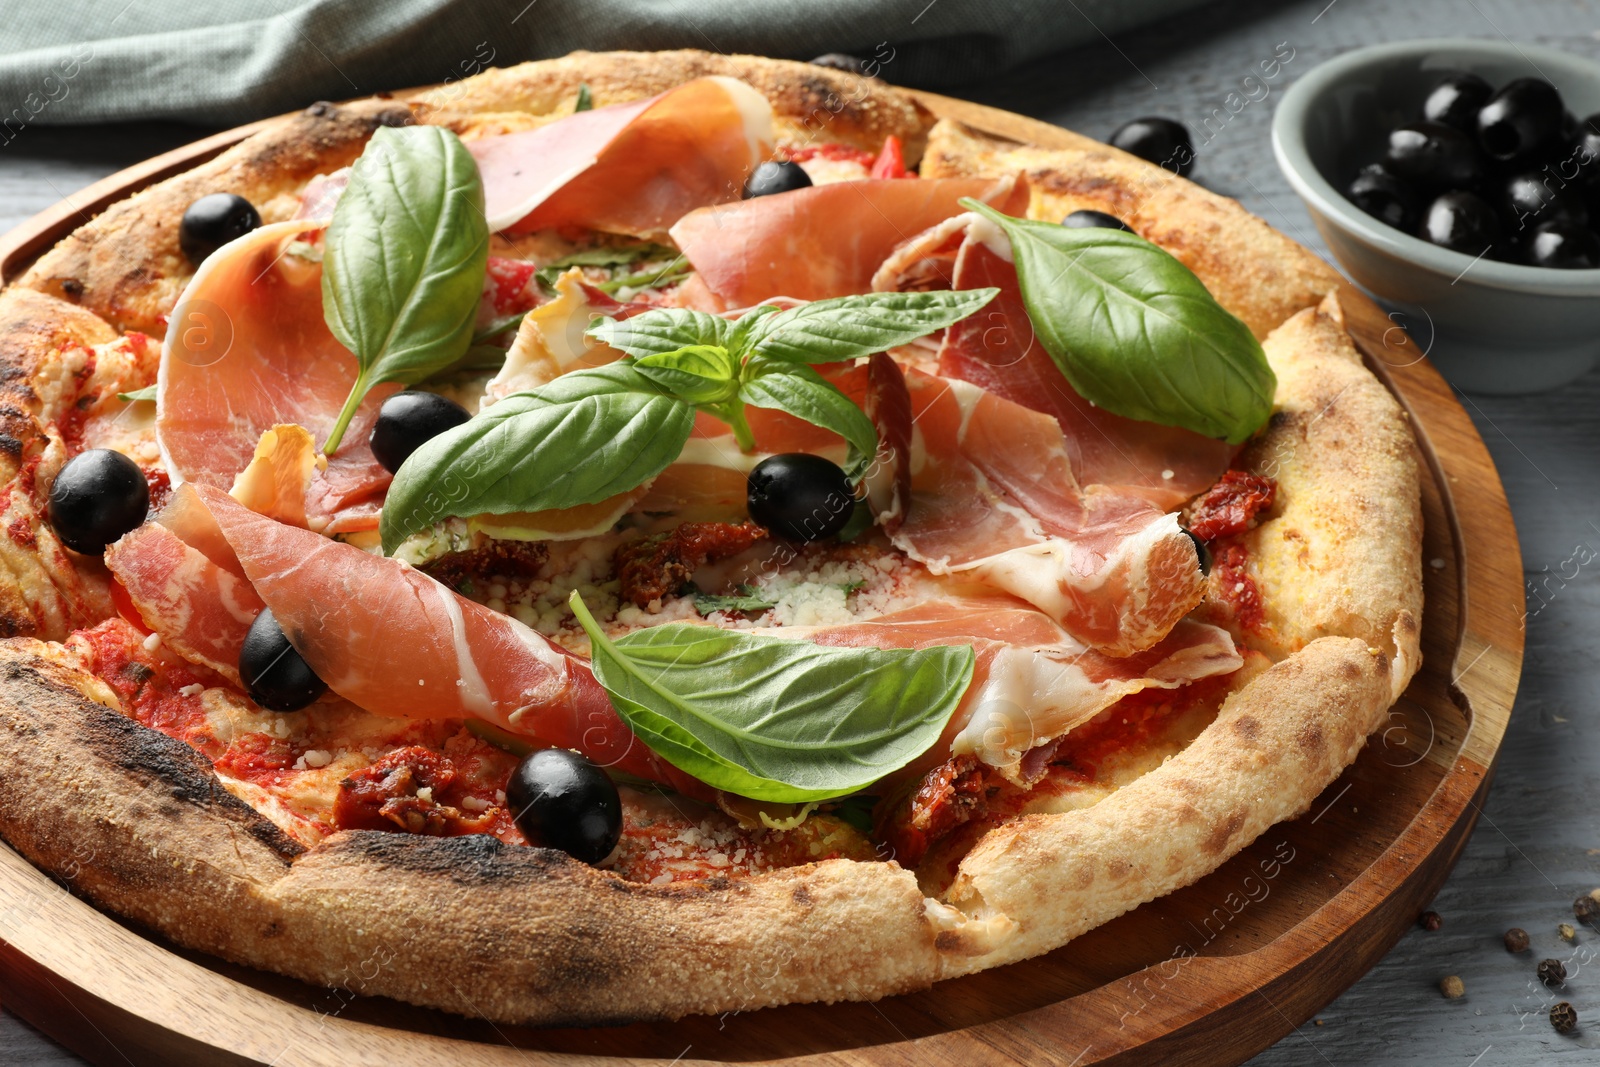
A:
[1273, 37, 1600, 394]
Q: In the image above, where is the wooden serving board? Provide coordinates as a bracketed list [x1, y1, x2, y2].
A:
[0, 91, 1523, 1067]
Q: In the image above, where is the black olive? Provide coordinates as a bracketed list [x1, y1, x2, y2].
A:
[747, 453, 855, 542]
[1501, 169, 1588, 233]
[1573, 114, 1600, 188]
[1420, 190, 1503, 256]
[1384, 122, 1485, 189]
[178, 193, 262, 265]
[1108, 117, 1195, 177]
[1346, 164, 1422, 232]
[239, 607, 327, 712]
[1062, 209, 1133, 232]
[809, 53, 869, 76]
[1421, 72, 1493, 133]
[1524, 219, 1600, 269]
[1477, 77, 1565, 162]
[743, 160, 813, 199]
[369, 391, 471, 474]
[47, 449, 149, 555]
[506, 748, 622, 865]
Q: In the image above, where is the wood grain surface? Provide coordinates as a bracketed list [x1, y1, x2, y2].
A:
[0, 71, 1526, 1067]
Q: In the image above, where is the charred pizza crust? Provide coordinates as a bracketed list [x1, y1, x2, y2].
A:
[0, 50, 1422, 1024]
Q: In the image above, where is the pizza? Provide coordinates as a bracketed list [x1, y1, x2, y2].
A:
[0, 49, 1422, 1025]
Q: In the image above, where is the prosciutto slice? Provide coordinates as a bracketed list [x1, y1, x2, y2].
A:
[156, 220, 395, 531]
[190, 485, 698, 791]
[470, 76, 772, 236]
[769, 592, 1241, 782]
[105, 486, 262, 685]
[884, 213, 1235, 509]
[668, 177, 1028, 309]
[878, 366, 1206, 657]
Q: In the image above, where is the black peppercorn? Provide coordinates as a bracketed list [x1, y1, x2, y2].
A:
[1576, 894, 1599, 924]
[1550, 1001, 1577, 1034]
[1504, 927, 1530, 952]
[1419, 910, 1442, 931]
[1537, 958, 1567, 986]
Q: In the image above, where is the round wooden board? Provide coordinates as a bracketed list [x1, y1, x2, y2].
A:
[0, 89, 1523, 1067]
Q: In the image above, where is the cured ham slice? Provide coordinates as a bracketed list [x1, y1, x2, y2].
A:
[470, 77, 772, 236]
[883, 367, 1205, 657]
[190, 485, 695, 791]
[885, 213, 1234, 510]
[669, 177, 1028, 309]
[156, 220, 396, 531]
[105, 488, 264, 686]
[769, 593, 1241, 782]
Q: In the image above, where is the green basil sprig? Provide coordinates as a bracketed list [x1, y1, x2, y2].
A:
[321, 126, 489, 453]
[589, 289, 995, 462]
[380, 289, 995, 553]
[117, 384, 158, 403]
[379, 364, 694, 554]
[961, 198, 1274, 444]
[570, 592, 973, 802]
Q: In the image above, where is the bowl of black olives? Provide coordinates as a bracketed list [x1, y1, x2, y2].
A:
[1273, 38, 1600, 393]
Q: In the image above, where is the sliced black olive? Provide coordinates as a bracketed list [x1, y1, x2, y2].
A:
[1420, 190, 1503, 256]
[506, 748, 622, 865]
[1477, 77, 1565, 162]
[747, 453, 855, 542]
[1385, 122, 1485, 190]
[369, 391, 472, 474]
[1346, 163, 1422, 232]
[1108, 116, 1195, 177]
[1421, 73, 1494, 133]
[47, 449, 149, 555]
[178, 193, 262, 265]
[1062, 209, 1133, 232]
[743, 160, 813, 199]
[1501, 170, 1588, 232]
[1524, 219, 1600, 269]
[809, 53, 870, 76]
[240, 607, 327, 712]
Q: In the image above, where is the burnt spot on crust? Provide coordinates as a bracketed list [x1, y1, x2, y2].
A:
[0, 659, 302, 861]
[1230, 714, 1261, 744]
[303, 100, 336, 118]
[59, 278, 84, 300]
[1202, 809, 1246, 856]
[0, 434, 22, 458]
[1295, 721, 1327, 758]
[792, 883, 813, 907]
[327, 830, 578, 885]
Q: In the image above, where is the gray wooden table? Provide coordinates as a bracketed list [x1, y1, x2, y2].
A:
[2, 0, 1597, 1062]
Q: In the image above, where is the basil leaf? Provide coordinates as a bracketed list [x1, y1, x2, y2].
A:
[570, 592, 973, 802]
[117, 385, 157, 403]
[693, 584, 778, 614]
[587, 308, 730, 359]
[962, 199, 1274, 444]
[742, 289, 999, 364]
[575, 83, 593, 112]
[379, 364, 693, 553]
[742, 359, 878, 478]
[322, 125, 489, 453]
[634, 344, 739, 403]
[593, 256, 690, 295]
[472, 313, 526, 344]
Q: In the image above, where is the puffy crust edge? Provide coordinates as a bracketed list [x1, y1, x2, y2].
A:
[411, 49, 934, 160]
[0, 641, 945, 1024]
[0, 288, 117, 640]
[1222, 292, 1425, 696]
[919, 118, 1344, 340]
[16, 98, 414, 337]
[932, 636, 1393, 971]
